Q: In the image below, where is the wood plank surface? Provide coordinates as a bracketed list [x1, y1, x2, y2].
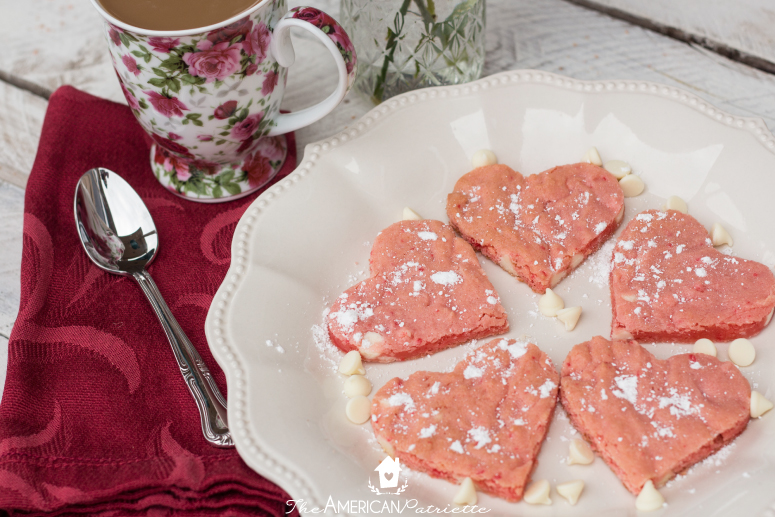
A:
[0, 335, 6, 404]
[0, 81, 47, 188]
[485, 0, 775, 130]
[0, 183, 23, 403]
[572, 0, 775, 71]
[0, 1, 124, 102]
[0, 181, 25, 340]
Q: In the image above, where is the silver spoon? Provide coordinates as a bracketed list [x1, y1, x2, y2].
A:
[74, 167, 232, 448]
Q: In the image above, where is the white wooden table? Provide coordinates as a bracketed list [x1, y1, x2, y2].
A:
[2, 0, 775, 400]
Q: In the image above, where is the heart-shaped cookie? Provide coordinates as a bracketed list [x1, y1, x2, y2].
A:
[447, 163, 624, 293]
[610, 209, 775, 342]
[327, 220, 508, 362]
[372, 338, 559, 501]
[560, 336, 750, 494]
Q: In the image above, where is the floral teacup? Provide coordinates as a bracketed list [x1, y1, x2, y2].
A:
[91, 0, 356, 202]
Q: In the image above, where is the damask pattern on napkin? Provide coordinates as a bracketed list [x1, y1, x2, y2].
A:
[0, 86, 298, 516]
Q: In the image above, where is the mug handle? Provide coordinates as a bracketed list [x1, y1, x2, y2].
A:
[267, 7, 357, 136]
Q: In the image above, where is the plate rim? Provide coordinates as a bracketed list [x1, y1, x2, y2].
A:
[203, 68, 775, 513]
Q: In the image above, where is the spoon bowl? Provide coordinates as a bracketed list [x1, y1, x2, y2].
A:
[75, 167, 157, 274]
[75, 168, 232, 447]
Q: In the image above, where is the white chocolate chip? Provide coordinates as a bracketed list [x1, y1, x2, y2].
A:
[570, 253, 584, 269]
[729, 338, 755, 367]
[751, 391, 774, 418]
[766, 308, 774, 326]
[663, 195, 688, 214]
[362, 331, 385, 349]
[355, 333, 383, 362]
[693, 338, 717, 357]
[359, 347, 379, 361]
[345, 395, 371, 424]
[635, 480, 665, 512]
[711, 222, 733, 247]
[499, 255, 516, 275]
[604, 159, 632, 179]
[556, 480, 584, 505]
[619, 174, 645, 197]
[556, 306, 582, 331]
[568, 438, 594, 465]
[583, 146, 603, 166]
[523, 480, 552, 505]
[549, 269, 568, 288]
[538, 288, 564, 317]
[339, 350, 366, 375]
[471, 149, 498, 167]
[615, 205, 625, 224]
[452, 477, 477, 506]
[611, 329, 634, 340]
[402, 207, 423, 221]
[343, 375, 372, 398]
[378, 436, 395, 458]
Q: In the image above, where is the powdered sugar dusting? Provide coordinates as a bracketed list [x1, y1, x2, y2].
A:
[702, 442, 736, 467]
[611, 375, 638, 405]
[329, 302, 374, 332]
[538, 379, 557, 398]
[464, 365, 485, 379]
[388, 392, 416, 412]
[419, 424, 437, 438]
[311, 316, 341, 372]
[658, 389, 700, 418]
[496, 338, 529, 359]
[584, 239, 615, 288]
[428, 382, 440, 396]
[431, 271, 462, 286]
[665, 443, 738, 490]
[468, 426, 492, 449]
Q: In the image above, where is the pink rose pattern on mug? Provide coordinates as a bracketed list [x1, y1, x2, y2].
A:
[104, 2, 356, 201]
[290, 7, 356, 77]
[105, 2, 294, 200]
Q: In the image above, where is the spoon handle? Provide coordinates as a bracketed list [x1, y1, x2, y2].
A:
[132, 269, 233, 448]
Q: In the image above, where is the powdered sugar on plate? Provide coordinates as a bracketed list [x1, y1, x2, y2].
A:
[312, 308, 341, 373]
[665, 442, 738, 490]
[579, 238, 615, 289]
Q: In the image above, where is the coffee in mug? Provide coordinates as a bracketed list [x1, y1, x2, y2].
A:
[97, 0, 262, 31]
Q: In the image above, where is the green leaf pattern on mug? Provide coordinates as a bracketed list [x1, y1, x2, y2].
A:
[104, 2, 289, 200]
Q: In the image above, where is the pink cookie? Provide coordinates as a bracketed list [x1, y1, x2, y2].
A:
[447, 163, 624, 294]
[611, 209, 775, 342]
[327, 220, 508, 362]
[561, 336, 750, 494]
[372, 338, 559, 501]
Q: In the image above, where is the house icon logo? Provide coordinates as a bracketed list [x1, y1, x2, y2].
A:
[376, 457, 401, 488]
[368, 456, 409, 495]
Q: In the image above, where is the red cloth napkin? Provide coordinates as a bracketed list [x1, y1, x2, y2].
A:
[0, 86, 298, 516]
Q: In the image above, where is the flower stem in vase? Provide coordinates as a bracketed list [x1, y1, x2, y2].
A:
[414, 0, 437, 25]
[367, 0, 483, 103]
[372, 0, 412, 104]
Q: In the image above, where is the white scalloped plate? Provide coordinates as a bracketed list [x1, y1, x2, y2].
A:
[205, 70, 775, 516]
